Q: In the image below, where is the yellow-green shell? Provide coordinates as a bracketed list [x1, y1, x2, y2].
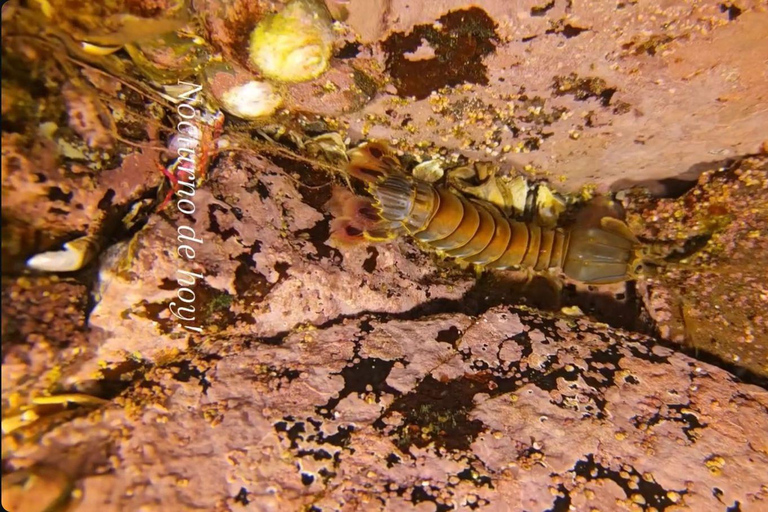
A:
[249, 0, 334, 83]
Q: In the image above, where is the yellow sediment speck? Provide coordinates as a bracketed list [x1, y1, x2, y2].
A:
[31, 393, 108, 406]
[705, 455, 725, 475]
[80, 42, 123, 56]
[561, 305, 584, 317]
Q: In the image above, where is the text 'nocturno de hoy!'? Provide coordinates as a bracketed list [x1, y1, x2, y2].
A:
[169, 81, 206, 334]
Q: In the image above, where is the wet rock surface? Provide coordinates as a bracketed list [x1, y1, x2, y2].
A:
[6, 307, 768, 511]
[1, 276, 91, 400]
[626, 154, 768, 381]
[80, 151, 471, 374]
[2, 0, 768, 510]
[339, 0, 768, 192]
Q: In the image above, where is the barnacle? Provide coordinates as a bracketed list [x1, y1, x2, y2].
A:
[304, 132, 349, 165]
[412, 159, 445, 183]
[533, 185, 567, 227]
[249, 0, 335, 83]
[447, 165, 521, 217]
[447, 164, 567, 227]
[203, 61, 283, 120]
[221, 80, 283, 119]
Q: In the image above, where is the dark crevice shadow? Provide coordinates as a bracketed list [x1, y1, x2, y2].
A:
[644, 316, 768, 390]
[236, 269, 644, 345]
[610, 156, 746, 198]
[235, 269, 767, 391]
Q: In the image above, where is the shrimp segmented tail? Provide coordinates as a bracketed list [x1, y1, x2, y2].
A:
[340, 141, 642, 285]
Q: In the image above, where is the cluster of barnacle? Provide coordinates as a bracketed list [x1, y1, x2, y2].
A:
[14, 0, 348, 273]
[11, 0, 344, 119]
[203, 0, 338, 119]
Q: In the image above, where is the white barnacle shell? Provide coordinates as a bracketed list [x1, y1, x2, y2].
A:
[249, 0, 335, 83]
[304, 132, 348, 164]
[534, 185, 567, 227]
[26, 235, 98, 272]
[203, 60, 283, 120]
[504, 175, 530, 217]
[220, 80, 283, 120]
[412, 159, 444, 183]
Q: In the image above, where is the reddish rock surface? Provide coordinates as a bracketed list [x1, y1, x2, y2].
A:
[2, 0, 768, 510]
[337, 0, 768, 193]
[79, 151, 471, 374]
[6, 307, 768, 511]
[626, 154, 768, 380]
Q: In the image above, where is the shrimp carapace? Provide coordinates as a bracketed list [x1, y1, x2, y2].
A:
[561, 217, 641, 284]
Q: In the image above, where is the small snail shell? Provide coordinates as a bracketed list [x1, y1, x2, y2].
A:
[26, 235, 99, 272]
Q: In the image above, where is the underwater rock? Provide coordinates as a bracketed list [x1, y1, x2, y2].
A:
[339, 1, 768, 192]
[0, 33, 168, 272]
[1, 465, 77, 512]
[283, 59, 383, 116]
[626, 155, 768, 380]
[6, 306, 767, 511]
[1, 276, 91, 408]
[81, 152, 471, 369]
[61, 82, 115, 149]
[381, 7, 500, 100]
[1, 130, 161, 272]
[2, 1, 768, 510]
